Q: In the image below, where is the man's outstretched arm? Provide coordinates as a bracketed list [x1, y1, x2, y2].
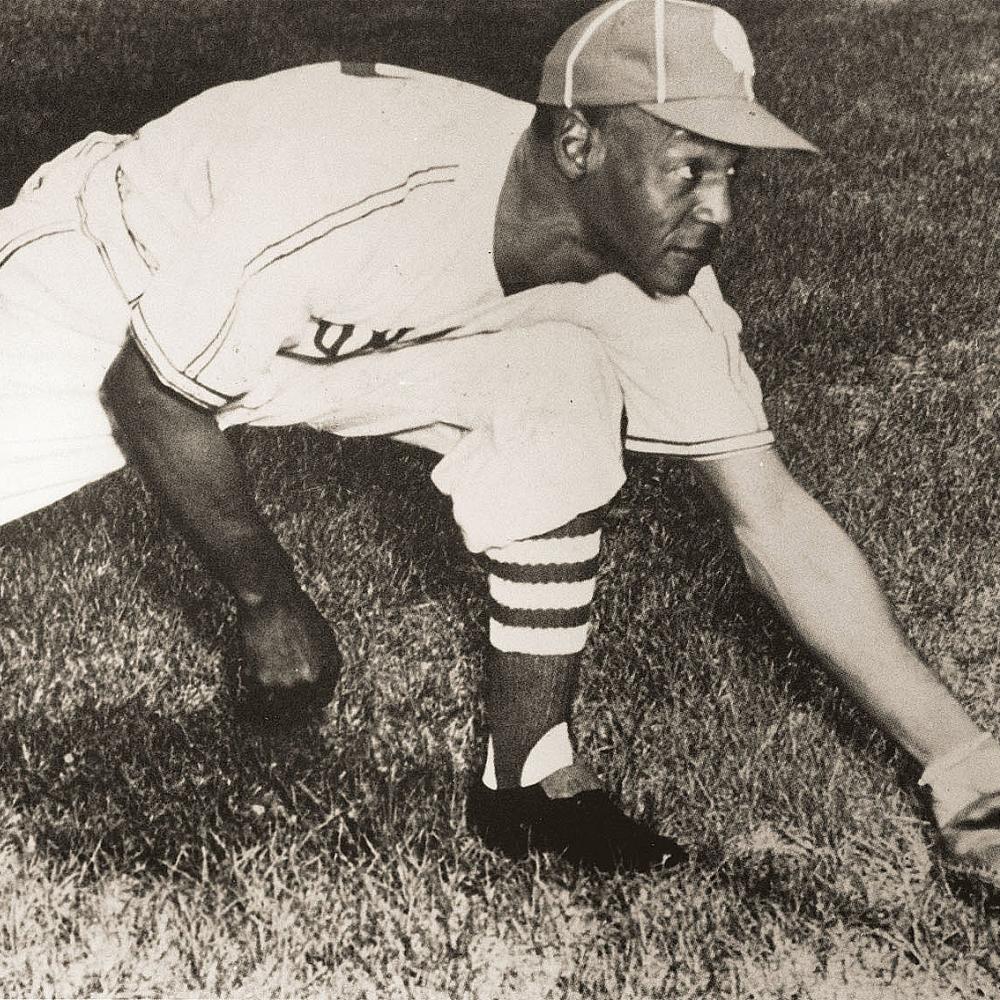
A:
[100, 337, 340, 718]
[690, 446, 981, 767]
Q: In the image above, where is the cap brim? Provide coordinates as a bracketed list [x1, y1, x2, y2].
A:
[639, 97, 820, 153]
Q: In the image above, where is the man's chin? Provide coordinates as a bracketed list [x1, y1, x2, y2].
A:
[630, 267, 701, 299]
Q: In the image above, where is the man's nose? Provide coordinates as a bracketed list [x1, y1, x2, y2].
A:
[692, 177, 733, 229]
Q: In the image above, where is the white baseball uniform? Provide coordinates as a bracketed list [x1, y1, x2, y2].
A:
[0, 62, 772, 548]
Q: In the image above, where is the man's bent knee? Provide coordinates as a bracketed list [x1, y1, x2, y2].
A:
[507, 323, 621, 423]
[432, 324, 626, 552]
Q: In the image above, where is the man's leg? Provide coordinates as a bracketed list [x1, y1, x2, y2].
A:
[483, 507, 603, 789]
[0, 232, 131, 525]
[692, 446, 1000, 881]
[0, 135, 139, 525]
[414, 325, 684, 870]
[470, 507, 686, 871]
[245, 315, 687, 869]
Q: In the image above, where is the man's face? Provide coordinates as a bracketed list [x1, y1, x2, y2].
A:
[577, 109, 742, 297]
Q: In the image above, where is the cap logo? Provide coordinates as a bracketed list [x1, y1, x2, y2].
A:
[712, 9, 755, 100]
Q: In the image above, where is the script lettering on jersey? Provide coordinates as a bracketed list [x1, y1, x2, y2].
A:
[312, 320, 461, 360]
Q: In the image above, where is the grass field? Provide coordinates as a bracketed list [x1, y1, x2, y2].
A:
[1, 0, 999, 996]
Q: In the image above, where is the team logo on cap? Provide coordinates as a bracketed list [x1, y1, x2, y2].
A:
[712, 9, 755, 100]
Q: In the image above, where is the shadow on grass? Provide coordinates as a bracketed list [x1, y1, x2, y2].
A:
[0, 696, 456, 881]
[83, 428, 483, 683]
[2, 431, 916, 890]
[0, 431, 485, 882]
[130, 429, 479, 614]
[617, 454, 911, 771]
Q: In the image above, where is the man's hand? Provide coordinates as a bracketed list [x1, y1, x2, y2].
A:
[235, 586, 342, 724]
[101, 337, 342, 722]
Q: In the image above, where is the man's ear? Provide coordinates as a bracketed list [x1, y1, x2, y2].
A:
[552, 108, 605, 181]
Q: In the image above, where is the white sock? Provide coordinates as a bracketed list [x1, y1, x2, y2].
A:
[482, 722, 574, 790]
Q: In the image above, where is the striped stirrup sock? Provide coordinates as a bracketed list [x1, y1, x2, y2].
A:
[481, 510, 603, 789]
[486, 510, 602, 657]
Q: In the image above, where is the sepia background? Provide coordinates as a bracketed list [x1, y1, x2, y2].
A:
[0, 0, 998, 995]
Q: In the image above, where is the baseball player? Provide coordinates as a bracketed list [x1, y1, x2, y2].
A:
[2, 0, 999, 880]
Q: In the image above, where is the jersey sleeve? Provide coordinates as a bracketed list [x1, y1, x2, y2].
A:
[557, 271, 775, 459]
[128, 233, 304, 409]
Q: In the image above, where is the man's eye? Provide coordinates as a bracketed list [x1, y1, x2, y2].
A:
[674, 164, 697, 181]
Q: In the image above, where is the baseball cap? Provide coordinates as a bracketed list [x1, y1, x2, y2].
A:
[537, 0, 819, 152]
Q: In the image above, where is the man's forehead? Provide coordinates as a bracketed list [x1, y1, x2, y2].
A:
[639, 114, 743, 163]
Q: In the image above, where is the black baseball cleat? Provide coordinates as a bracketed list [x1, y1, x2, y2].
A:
[467, 763, 687, 873]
